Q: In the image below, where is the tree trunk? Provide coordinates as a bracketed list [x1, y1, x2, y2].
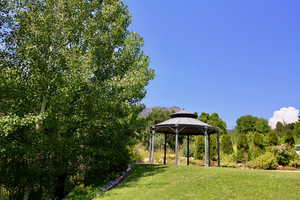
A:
[35, 95, 47, 130]
[54, 173, 68, 200]
[23, 187, 30, 200]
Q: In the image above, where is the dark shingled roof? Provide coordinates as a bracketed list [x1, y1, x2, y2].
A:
[154, 111, 218, 135]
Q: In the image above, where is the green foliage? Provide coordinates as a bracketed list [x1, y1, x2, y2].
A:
[291, 159, 300, 168]
[234, 134, 249, 162]
[268, 131, 279, 146]
[0, 0, 154, 199]
[248, 132, 265, 160]
[146, 108, 175, 125]
[182, 137, 194, 157]
[236, 115, 270, 134]
[248, 152, 278, 170]
[209, 135, 218, 161]
[284, 131, 295, 147]
[194, 136, 204, 160]
[221, 134, 233, 154]
[142, 108, 179, 150]
[199, 112, 227, 133]
[221, 154, 236, 167]
[293, 123, 300, 137]
[252, 132, 265, 149]
[271, 145, 296, 166]
[276, 122, 285, 132]
[196, 112, 227, 161]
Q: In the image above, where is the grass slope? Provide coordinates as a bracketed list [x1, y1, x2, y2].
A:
[94, 164, 300, 200]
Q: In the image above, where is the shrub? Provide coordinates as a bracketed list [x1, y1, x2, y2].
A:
[271, 145, 296, 166]
[194, 136, 204, 160]
[284, 131, 295, 147]
[248, 132, 265, 160]
[248, 152, 278, 170]
[234, 151, 249, 163]
[291, 159, 300, 168]
[209, 135, 218, 161]
[234, 134, 249, 163]
[182, 138, 194, 157]
[249, 145, 265, 160]
[221, 134, 233, 154]
[221, 154, 236, 167]
[268, 131, 279, 146]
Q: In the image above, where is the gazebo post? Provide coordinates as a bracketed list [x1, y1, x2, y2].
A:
[204, 127, 210, 167]
[164, 133, 167, 165]
[217, 131, 221, 167]
[153, 111, 219, 167]
[187, 134, 190, 166]
[175, 125, 179, 165]
[148, 129, 152, 163]
[151, 128, 155, 164]
[208, 133, 211, 167]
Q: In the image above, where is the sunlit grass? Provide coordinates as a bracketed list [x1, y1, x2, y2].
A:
[94, 164, 300, 200]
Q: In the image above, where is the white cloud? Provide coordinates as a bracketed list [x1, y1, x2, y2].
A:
[269, 106, 299, 129]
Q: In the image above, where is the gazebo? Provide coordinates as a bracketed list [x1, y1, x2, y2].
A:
[149, 111, 221, 167]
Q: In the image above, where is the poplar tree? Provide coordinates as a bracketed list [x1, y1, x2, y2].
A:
[0, 0, 154, 199]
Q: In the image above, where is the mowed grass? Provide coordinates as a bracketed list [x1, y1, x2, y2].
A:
[94, 164, 300, 200]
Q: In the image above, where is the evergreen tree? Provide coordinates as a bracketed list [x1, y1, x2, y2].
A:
[194, 136, 205, 159]
[221, 134, 233, 154]
[268, 131, 279, 146]
[235, 134, 249, 162]
[284, 131, 295, 147]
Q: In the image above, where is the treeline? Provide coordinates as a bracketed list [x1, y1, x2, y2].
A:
[142, 108, 300, 169]
[227, 116, 300, 169]
[0, 1, 154, 200]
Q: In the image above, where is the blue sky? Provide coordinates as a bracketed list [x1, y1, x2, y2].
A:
[126, 0, 300, 128]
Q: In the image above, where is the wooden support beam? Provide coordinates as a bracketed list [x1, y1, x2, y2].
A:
[151, 129, 155, 164]
[164, 133, 167, 165]
[175, 127, 179, 165]
[208, 133, 211, 167]
[217, 131, 221, 167]
[205, 127, 210, 167]
[148, 130, 152, 163]
[187, 134, 190, 166]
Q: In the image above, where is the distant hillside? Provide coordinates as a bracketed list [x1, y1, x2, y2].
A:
[140, 106, 182, 117]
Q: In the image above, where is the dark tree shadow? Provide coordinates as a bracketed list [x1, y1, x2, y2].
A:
[113, 164, 168, 189]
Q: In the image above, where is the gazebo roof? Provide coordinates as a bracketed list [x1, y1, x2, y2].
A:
[154, 111, 218, 135]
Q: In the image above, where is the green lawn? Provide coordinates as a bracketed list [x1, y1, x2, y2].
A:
[94, 164, 300, 200]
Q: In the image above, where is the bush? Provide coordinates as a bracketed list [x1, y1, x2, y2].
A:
[234, 134, 249, 163]
[248, 132, 265, 160]
[194, 136, 204, 160]
[182, 138, 194, 157]
[234, 151, 249, 163]
[284, 131, 295, 147]
[291, 159, 300, 168]
[221, 154, 236, 167]
[248, 152, 278, 170]
[271, 145, 296, 166]
[221, 134, 233, 154]
[253, 132, 265, 149]
[268, 131, 279, 146]
[249, 145, 265, 160]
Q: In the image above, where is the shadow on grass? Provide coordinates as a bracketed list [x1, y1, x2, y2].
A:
[117, 164, 168, 189]
[94, 164, 168, 199]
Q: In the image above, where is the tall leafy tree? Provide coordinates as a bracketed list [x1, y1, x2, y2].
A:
[0, 0, 154, 199]
[236, 115, 270, 134]
[195, 112, 227, 161]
